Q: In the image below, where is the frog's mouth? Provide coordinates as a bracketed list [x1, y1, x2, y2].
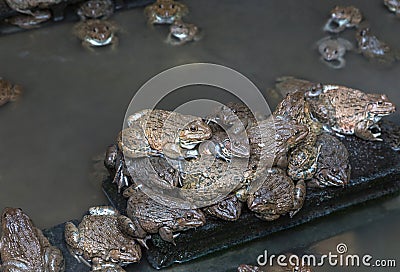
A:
[180, 139, 203, 149]
[156, 14, 176, 23]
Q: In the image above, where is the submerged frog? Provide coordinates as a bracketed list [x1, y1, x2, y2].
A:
[73, 20, 119, 51]
[166, 19, 201, 45]
[0, 78, 22, 107]
[124, 187, 206, 244]
[5, 10, 51, 29]
[77, 0, 114, 20]
[355, 27, 399, 65]
[64, 206, 142, 271]
[384, 0, 400, 17]
[247, 168, 306, 221]
[144, 0, 188, 25]
[306, 84, 396, 141]
[0, 207, 65, 271]
[324, 5, 363, 33]
[5, 0, 62, 14]
[317, 36, 353, 69]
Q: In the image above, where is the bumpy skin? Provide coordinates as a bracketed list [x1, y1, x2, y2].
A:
[0, 207, 65, 272]
[77, 0, 114, 20]
[124, 187, 206, 244]
[64, 206, 142, 270]
[355, 27, 399, 65]
[73, 20, 119, 51]
[5, 9, 51, 28]
[324, 5, 363, 33]
[306, 84, 396, 141]
[5, 0, 62, 14]
[247, 168, 306, 221]
[144, 0, 188, 25]
[166, 19, 201, 45]
[274, 76, 316, 98]
[0, 78, 22, 106]
[384, 0, 400, 16]
[317, 37, 353, 69]
[202, 195, 243, 221]
[309, 133, 351, 187]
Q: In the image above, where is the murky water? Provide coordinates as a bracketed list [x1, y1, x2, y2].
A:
[0, 0, 399, 271]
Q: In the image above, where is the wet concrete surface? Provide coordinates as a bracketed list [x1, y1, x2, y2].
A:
[0, 0, 399, 271]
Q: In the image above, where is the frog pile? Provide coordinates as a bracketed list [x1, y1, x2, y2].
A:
[317, 5, 400, 68]
[144, 0, 202, 45]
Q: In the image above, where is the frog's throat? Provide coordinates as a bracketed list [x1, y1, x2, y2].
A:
[87, 34, 113, 46]
[180, 139, 203, 149]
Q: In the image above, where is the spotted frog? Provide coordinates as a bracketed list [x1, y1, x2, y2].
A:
[384, 0, 400, 16]
[64, 206, 142, 271]
[144, 0, 188, 25]
[317, 36, 353, 69]
[0, 207, 65, 271]
[306, 84, 396, 141]
[0, 78, 22, 107]
[5, 0, 62, 14]
[247, 168, 306, 221]
[77, 0, 114, 20]
[73, 19, 119, 51]
[123, 186, 206, 244]
[166, 19, 201, 45]
[324, 5, 363, 33]
[5, 10, 51, 29]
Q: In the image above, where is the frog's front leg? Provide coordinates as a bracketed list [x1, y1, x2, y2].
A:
[289, 179, 306, 218]
[355, 121, 382, 141]
[117, 215, 149, 249]
[43, 246, 65, 272]
[64, 222, 87, 265]
[158, 226, 177, 245]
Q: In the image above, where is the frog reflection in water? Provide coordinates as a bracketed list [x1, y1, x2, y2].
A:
[0, 78, 22, 107]
[123, 186, 206, 244]
[317, 36, 353, 69]
[73, 19, 119, 51]
[166, 19, 201, 45]
[77, 0, 114, 20]
[247, 168, 306, 221]
[64, 206, 142, 271]
[144, 0, 188, 25]
[324, 5, 363, 33]
[0, 207, 65, 271]
[384, 0, 400, 17]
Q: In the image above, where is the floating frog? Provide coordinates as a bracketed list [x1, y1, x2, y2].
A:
[120, 109, 212, 159]
[384, 0, 400, 17]
[77, 0, 114, 20]
[5, 0, 62, 14]
[73, 19, 119, 51]
[0, 78, 22, 107]
[166, 19, 201, 45]
[64, 206, 143, 271]
[317, 36, 353, 69]
[247, 168, 306, 221]
[202, 194, 243, 221]
[355, 27, 399, 65]
[5, 10, 51, 29]
[144, 0, 188, 25]
[305, 84, 396, 141]
[123, 186, 206, 244]
[324, 5, 363, 33]
[0, 207, 65, 271]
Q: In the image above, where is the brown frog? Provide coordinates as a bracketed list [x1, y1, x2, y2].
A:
[355, 27, 399, 65]
[5, 0, 62, 14]
[324, 5, 363, 33]
[144, 0, 188, 25]
[77, 0, 114, 20]
[0, 207, 65, 271]
[274, 76, 316, 98]
[202, 194, 243, 221]
[0, 78, 22, 107]
[305, 84, 396, 141]
[64, 206, 142, 271]
[73, 19, 119, 51]
[166, 19, 201, 45]
[384, 0, 400, 17]
[317, 36, 353, 69]
[5, 10, 51, 29]
[247, 168, 306, 221]
[123, 186, 206, 244]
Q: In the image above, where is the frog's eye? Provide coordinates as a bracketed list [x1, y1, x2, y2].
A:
[189, 125, 198, 132]
[377, 101, 383, 106]
[324, 47, 328, 53]
[93, 27, 98, 33]
[185, 213, 193, 220]
[333, 50, 338, 55]
[251, 164, 257, 170]
[171, 4, 175, 8]
[232, 108, 237, 113]
[120, 247, 126, 253]
[159, 4, 164, 8]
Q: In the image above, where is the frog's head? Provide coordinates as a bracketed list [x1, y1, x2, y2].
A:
[331, 6, 354, 23]
[2, 207, 27, 227]
[204, 196, 242, 221]
[179, 120, 212, 149]
[170, 19, 191, 37]
[176, 209, 206, 229]
[247, 187, 278, 215]
[316, 164, 351, 187]
[366, 94, 396, 116]
[153, 0, 187, 22]
[84, 20, 115, 45]
[108, 242, 141, 264]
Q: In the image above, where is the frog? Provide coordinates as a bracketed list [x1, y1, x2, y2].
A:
[144, 0, 188, 25]
[166, 19, 201, 45]
[355, 27, 399, 65]
[73, 19, 119, 51]
[384, 0, 400, 17]
[5, 9, 51, 29]
[123, 186, 206, 244]
[0, 207, 65, 271]
[202, 194, 243, 221]
[238, 258, 313, 272]
[104, 144, 133, 192]
[0, 78, 22, 107]
[64, 206, 143, 271]
[316, 36, 353, 69]
[77, 0, 114, 20]
[274, 76, 316, 98]
[324, 5, 363, 33]
[247, 168, 306, 221]
[305, 84, 396, 141]
[5, 0, 62, 14]
[121, 109, 212, 159]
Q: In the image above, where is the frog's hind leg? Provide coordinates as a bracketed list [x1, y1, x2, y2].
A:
[117, 215, 149, 249]
[159, 226, 177, 245]
[289, 179, 306, 218]
[0, 260, 30, 271]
